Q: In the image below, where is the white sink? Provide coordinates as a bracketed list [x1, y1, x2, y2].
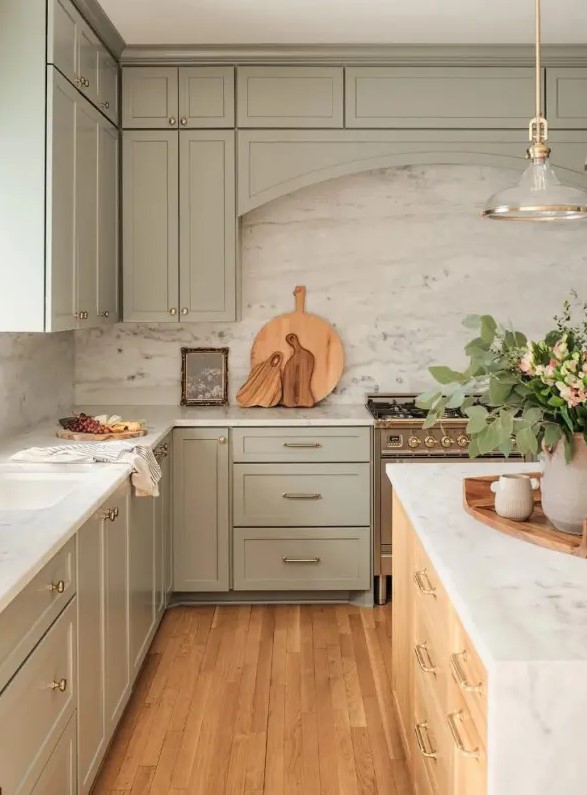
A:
[0, 472, 87, 511]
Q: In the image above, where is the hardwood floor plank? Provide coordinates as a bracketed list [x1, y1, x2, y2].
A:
[95, 604, 411, 795]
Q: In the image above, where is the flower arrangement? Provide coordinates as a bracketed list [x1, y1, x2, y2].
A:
[417, 294, 587, 461]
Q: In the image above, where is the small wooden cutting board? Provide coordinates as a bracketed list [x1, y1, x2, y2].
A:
[250, 286, 344, 404]
[56, 429, 147, 442]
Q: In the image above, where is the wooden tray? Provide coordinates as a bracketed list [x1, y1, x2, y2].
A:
[464, 474, 587, 557]
[56, 428, 147, 442]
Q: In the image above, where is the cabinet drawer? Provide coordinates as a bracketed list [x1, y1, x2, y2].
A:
[233, 463, 370, 526]
[233, 527, 370, 590]
[413, 606, 448, 719]
[237, 67, 344, 128]
[345, 67, 536, 128]
[412, 538, 450, 657]
[450, 612, 488, 744]
[413, 665, 451, 795]
[447, 684, 487, 794]
[179, 66, 235, 128]
[0, 598, 77, 794]
[232, 427, 371, 463]
[31, 713, 77, 795]
[0, 537, 76, 692]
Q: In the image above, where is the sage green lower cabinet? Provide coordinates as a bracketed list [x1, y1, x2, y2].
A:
[233, 527, 371, 590]
[129, 489, 157, 675]
[122, 130, 179, 322]
[173, 428, 230, 592]
[232, 463, 371, 527]
[155, 435, 173, 613]
[77, 481, 130, 795]
[30, 714, 77, 795]
[179, 131, 236, 321]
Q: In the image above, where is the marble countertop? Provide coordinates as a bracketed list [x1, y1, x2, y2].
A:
[387, 461, 587, 668]
[0, 403, 372, 615]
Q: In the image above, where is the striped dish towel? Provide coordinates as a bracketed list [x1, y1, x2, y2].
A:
[10, 442, 162, 497]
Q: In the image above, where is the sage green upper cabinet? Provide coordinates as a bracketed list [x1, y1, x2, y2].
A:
[122, 131, 179, 322]
[179, 131, 236, 321]
[237, 66, 344, 128]
[77, 22, 100, 106]
[345, 67, 537, 128]
[97, 48, 119, 124]
[173, 429, 230, 592]
[75, 96, 99, 331]
[179, 66, 235, 128]
[96, 118, 119, 324]
[122, 67, 179, 128]
[546, 68, 587, 129]
[48, 0, 79, 87]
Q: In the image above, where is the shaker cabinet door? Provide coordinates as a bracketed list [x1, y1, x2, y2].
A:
[122, 131, 179, 322]
[97, 118, 119, 323]
[77, 22, 100, 107]
[122, 67, 179, 128]
[178, 66, 235, 128]
[75, 98, 99, 330]
[129, 491, 157, 675]
[97, 47, 119, 124]
[48, 0, 79, 87]
[179, 131, 236, 321]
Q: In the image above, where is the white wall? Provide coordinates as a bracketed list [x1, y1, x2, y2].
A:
[74, 164, 587, 406]
[0, 332, 74, 439]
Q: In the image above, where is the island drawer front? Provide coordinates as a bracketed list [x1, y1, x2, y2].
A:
[0, 537, 76, 693]
[233, 463, 371, 526]
[413, 606, 449, 718]
[450, 611, 488, 742]
[412, 538, 450, 658]
[413, 664, 451, 795]
[233, 527, 370, 590]
[237, 66, 344, 128]
[0, 597, 77, 794]
[446, 683, 487, 793]
[231, 427, 371, 463]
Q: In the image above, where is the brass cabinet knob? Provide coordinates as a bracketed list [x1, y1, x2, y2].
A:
[218, 436, 227, 445]
[101, 101, 110, 109]
[169, 307, 177, 316]
[75, 76, 83, 87]
[180, 117, 187, 126]
[168, 117, 176, 126]
[181, 307, 189, 315]
[51, 678, 67, 692]
[100, 508, 117, 522]
[84, 77, 90, 87]
[99, 310, 110, 318]
[49, 580, 66, 594]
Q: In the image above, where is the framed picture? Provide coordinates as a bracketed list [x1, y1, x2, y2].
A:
[181, 347, 229, 406]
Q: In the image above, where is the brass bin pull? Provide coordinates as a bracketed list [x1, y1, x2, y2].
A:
[49, 580, 66, 594]
[282, 493, 321, 500]
[282, 442, 322, 448]
[283, 557, 321, 564]
[414, 722, 438, 759]
[414, 642, 437, 674]
[447, 710, 480, 758]
[51, 678, 67, 693]
[414, 569, 436, 597]
[449, 651, 483, 693]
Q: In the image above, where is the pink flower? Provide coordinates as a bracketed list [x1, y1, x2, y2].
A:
[519, 352, 535, 374]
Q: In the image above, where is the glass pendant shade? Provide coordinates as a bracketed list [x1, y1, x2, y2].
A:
[483, 158, 587, 221]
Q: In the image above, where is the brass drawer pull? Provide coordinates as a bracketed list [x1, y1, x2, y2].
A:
[282, 493, 322, 500]
[282, 442, 322, 448]
[100, 508, 118, 522]
[414, 641, 437, 674]
[449, 650, 483, 693]
[414, 569, 436, 597]
[51, 678, 67, 693]
[154, 445, 168, 459]
[414, 721, 438, 759]
[49, 580, 66, 594]
[282, 557, 321, 564]
[447, 710, 480, 758]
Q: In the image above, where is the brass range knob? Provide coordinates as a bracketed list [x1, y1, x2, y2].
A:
[457, 434, 469, 448]
[408, 436, 422, 449]
[424, 436, 437, 449]
[441, 436, 454, 448]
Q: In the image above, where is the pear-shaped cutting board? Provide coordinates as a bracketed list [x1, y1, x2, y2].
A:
[250, 286, 344, 404]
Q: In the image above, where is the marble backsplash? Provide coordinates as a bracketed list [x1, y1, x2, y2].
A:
[75, 164, 587, 406]
[0, 332, 74, 439]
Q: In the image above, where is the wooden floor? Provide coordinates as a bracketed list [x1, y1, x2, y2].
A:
[93, 603, 412, 795]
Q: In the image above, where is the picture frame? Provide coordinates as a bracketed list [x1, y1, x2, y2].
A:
[180, 347, 229, 406]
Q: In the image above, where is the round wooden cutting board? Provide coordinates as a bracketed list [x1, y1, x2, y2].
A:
[56, 429, 147, 442]
[250, 286, 344, 404]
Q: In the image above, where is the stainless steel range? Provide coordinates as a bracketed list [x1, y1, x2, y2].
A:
[367, 392, 520, 604]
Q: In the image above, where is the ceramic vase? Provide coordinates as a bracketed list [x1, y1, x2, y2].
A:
[541, 434, 587, 535]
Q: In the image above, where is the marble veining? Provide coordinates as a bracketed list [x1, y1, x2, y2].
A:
[75, 164, 587, 406]
[0, 331, 74, 440]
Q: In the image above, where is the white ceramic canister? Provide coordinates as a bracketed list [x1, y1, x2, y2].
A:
[490, 474, 539, 522]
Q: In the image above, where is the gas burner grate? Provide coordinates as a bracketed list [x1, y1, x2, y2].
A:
[366, 397, 464, 422]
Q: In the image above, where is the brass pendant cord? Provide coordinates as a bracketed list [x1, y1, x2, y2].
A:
[535, 0, 541, 121]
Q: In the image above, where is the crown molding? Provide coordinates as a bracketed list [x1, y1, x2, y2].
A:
[72, 0, 125, 58]
[120, 43, 587, 67]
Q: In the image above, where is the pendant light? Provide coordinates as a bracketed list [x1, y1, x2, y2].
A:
[483, 0, 587, 221]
